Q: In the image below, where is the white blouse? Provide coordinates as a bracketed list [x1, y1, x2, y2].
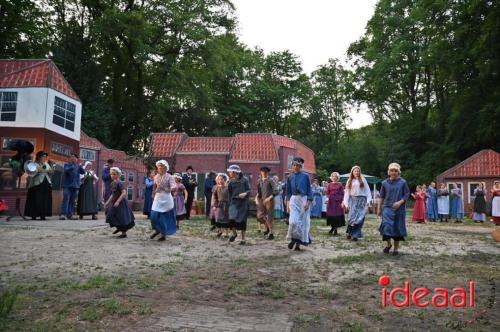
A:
[343, 178, 372, 206]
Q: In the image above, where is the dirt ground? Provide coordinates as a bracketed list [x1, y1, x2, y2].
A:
[0, 211, 499, 331]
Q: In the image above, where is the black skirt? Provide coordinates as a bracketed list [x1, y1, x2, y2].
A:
[24, 178, 52, 218]
[77, 177, 98, 215]
[229, 220, 247, 231]
[327, 215, 345, 227]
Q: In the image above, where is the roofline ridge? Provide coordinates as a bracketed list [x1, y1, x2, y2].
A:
[437, 149, 498, 179]
[49, 61, 81, 101]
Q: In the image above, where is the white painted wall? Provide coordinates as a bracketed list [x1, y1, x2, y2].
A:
[0, 87, 82, 141]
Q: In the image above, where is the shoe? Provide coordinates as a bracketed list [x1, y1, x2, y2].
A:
[346, 235, 351, 240]
[328, 228, 334, 234]
[40, 217, 46, 221]
[334, 229, 338, 236]
[210, 225, 216, 231]
[92, 215, 98, 220]
[59, 215, 66, 220]
[158, 236, 166, 241]
[288, 241, 295, 249]
[294, 243, 301, 251]
[229, 235, 237, 242]
[383, 245, 392, 254]
[263, 228, 270, 236]
[112, 229, 120, 234]
[150, 231, 160, 239]
[176, 225, 180, 230]
[267, 234, 274, 240]
[352, 238, 358, 242]
[32, 216, 36, 220]
[216, 231, 223, 238]
[79, 215, 83, 220]
[239, 241, 246, 245]
[117, 234, 127, 238]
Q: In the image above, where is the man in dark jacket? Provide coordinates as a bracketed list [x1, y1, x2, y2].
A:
[59, 154, 84, 220]
[182, 166, 197, 220]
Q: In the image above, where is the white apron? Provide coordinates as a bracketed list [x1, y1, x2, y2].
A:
[286, 195, 311, 244]
[152, 191, 174, 213]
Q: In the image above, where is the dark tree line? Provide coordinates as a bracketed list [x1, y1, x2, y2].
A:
[1, 0, 498, 185]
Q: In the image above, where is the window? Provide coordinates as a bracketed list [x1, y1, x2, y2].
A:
[287, 155, 294, 169]
[80, 148, 96, 161]
[127, 186, 134, 201]
[0, 91, 18, 121]
[128, 172, 134, 182]
[468, 182, 485, 204]
[53, 96, 76, 131]
[120, 173, 125, 182]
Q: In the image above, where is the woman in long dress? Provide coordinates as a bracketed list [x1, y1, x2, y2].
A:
[143, 171, 154, 218]
[150, 160, 177, 241]
[378, 163, 410, 255]
[104, 167, 135, 238]
[326, 172, 345, 235]
[342, 166, 372, 241]
[437, 183, 449, 222]
[491, 181, 500, 225]
[173, 173, 188, 229]
[77, 161, 98, 220]
[227, 164, 250, 245]
[472, 183, 487, 223]
[273, 176, 284, 220]
[450, 182, 464, 223]
[310, 179, 323, 218]
[425, 182, 439, 222]
[24, 151, 53, 220]
[411, 185, 426, 223]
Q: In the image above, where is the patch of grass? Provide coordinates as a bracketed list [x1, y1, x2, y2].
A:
[318, 286, 335, 301]
[0, 288, 18, 318]
[103, 298, 132, 315]
[161, 262, 177, 276]
[79, 306, 102, 322]
[78, 275, 110, 290]
[271, 285, 287, 300]
[292, 313, 321, 331]
[338, 322, 365, 332]
[103, 277, 128, 294]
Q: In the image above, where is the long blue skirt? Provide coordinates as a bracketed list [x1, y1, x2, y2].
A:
[151, 209, 177, 236]
[450, 197, 464, 219]
[426, 197, 439, 220]
[346, 196, 367, 239]
[310, 195, 323, 218]
[379, 206, 407, 239]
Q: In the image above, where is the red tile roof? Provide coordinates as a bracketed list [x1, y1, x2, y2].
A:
[0, 59, 80, 101]
[229, 133, 279, 162]
[150, 133, 187, 158]
[438, 149, 500, 179]
[80, 131, 104, 150]
[178, 137, 234, 154]
[272, 135, 297, 149]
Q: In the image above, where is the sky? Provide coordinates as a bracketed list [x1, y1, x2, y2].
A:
[231, 0, 379, 128]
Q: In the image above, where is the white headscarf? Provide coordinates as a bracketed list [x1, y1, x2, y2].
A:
[110, 167, 122, 176]
[156, 160, 169, 171]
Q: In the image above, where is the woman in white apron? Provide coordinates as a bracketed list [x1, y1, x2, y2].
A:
[150, 160, 177, 241]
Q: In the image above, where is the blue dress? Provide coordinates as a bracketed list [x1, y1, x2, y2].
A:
[143, 178, 154, 217]
[310, 185, 323, 218]
[106, 182, 135, 232]
[379, 178, 410, 240]
[425, 188, 439, 220]
[450, 188, 464, 220]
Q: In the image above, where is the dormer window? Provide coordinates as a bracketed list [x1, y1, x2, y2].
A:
[0, 91, 17, 121]
[53, 96, 75, 131]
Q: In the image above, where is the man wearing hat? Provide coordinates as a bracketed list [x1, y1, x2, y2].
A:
[102, 159, 114, 203]
[256, 166, 276, 240]
[285, 157, 313, 251]
[182, 166, 198, 220]
[60, 153, 85, 220]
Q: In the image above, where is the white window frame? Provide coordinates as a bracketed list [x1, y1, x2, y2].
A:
[80, 148, 96, 161]
[0, 91, 18, 121]
[53, 96, 76, 131]
[468, 182, 486, 204]
[127, 186, 134, 201]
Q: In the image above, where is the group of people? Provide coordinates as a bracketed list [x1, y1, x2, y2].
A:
[24, 151, 100, 221]
[411, 181, 499, 224]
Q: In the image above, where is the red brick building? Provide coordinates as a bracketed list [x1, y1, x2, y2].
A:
[150, 132, 316, 197]
[436, 149, 500, 213]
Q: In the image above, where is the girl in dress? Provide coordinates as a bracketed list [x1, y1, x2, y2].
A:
[425, 182, 439, 222]
[227, 165, 250, 245]
[150, 160, 177, 241]
[411, 185, 426, 223]
[437, 183, 449, 222]
[143, 170, 155, 218]
[77, 161, 99, 220]
[173, 173, 188, 229]
[273, 176, 284, 220]
[104, 167, 135, 238]
[450, 182, 464, 223]
[342, 166, 372, 241]
[326, 172, 345, 235]
[472, 183, 487, 223]
[491, 181, 500, 226]
[310, 179, 323, 218]
[212, 173, 230, 238]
